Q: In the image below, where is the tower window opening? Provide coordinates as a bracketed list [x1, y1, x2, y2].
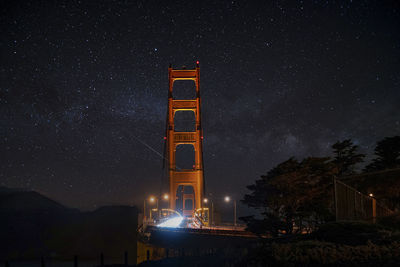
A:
[175, 144, 195, 171]
[172, 80, 196, 100]
[174, 111, 196, 132]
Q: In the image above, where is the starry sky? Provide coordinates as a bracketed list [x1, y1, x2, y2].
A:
[1, 0, 399, 211]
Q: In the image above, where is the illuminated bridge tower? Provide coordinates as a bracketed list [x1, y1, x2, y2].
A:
[167, 62, 204, 217]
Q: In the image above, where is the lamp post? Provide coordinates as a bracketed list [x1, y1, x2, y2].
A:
[163, 193, 170, 209]
[147, 194, 170, 221]
[162, 194, 169, 218]
[149, 196, 157, 208]
[204, 198, 213, 227]
[143, 199, 146, 223]
[211, 200, 214, 226]
[234, 200, 236, 227]
[225, 196, 237, 227]
[144, 195, 157, 223]
[148, 196, 158, 220]
[369, 193, 376, 223]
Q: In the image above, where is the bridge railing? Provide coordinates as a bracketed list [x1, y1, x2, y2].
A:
[334, 178, 394, 222]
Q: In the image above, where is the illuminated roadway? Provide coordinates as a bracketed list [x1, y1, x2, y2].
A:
[146, 224, 257, 238]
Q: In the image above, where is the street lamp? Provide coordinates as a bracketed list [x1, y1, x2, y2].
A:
[148, 196, 159, 220]
[143, 199, 146, 222]
[225, 196, 236, 227]
[204, 197, 214, 226]
[143, 195, 157, 223]
[144, 194, 172, 223]
[162, 193, 170, 213]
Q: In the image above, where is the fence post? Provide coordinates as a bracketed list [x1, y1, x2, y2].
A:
[124, 251, 128, 266]
[372, 198, 377, 223]
[74, 255, 78, 267]
[5, 261, 9, 267]
[41, 256, 45, 267]
[333, 177, 338, 221]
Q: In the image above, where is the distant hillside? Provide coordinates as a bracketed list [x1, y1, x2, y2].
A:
[0, 189, 67, 212]
[0, 187, 138, 261]
[47, 205, 138, 260]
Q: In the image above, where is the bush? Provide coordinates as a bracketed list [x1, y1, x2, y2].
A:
[242, 220, 400, 266]
[271, 240, 400, 266]
[377, 213, 400, 231]
[243, 240, 400, 266]
[309, 221, 392, 245]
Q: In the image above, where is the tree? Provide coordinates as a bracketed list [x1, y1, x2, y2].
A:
[331, 139, 365, 176]
[364, 136, 400, 172]
[241, 157, 337, 237]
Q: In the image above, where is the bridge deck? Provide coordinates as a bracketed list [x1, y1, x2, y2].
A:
[146, 225, 257, 238]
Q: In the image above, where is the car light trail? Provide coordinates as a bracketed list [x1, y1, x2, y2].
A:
[157, 216, 183, 228]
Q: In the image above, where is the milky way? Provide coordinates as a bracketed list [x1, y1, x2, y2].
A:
[1, 1, 399, 211]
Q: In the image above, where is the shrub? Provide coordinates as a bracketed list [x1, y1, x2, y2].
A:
[377, 213, 400, 231]
[310, 221, 391, 245]
[270, 240, 400, 265]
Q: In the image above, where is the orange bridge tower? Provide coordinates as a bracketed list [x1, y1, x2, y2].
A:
[166, 62, 204, 217]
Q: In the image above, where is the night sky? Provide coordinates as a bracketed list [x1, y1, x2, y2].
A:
[1, 1, 399, 211]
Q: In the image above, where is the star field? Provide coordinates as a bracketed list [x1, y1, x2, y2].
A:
[1, 0, 399, 210]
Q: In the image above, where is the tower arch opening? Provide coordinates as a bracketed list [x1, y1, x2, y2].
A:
[172, 80, 196, 100]
[175, 185, 195, 216]
[174, 110, 196, 132]
[175, 144, 195, 171]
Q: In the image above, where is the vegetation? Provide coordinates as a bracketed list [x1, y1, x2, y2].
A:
[309, 221, 400, 245]
[241, 136, 399, 237]
[241, 135, 400, 265]
[331, 139, 365, 176]
[244, 240, 400, 266]
[364, 136, 400, 172]
[377, 213, 400, 231]
[242, 157, 337, 236]
[239, 221, 400, 266]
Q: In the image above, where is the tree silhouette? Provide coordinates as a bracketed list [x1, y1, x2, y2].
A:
[241, 157, 337, 236]
[364, 136, 400, 172]
[331, 139, 365, 176]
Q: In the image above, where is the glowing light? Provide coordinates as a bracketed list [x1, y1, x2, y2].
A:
[157, 216, 183, 228]
[369, 193, 374, 197]
[196, 60, 200, 65]
[149, 196, 155, 203]
[224, 196, 230, 202]
[203, 198, 208, 203]
[163, 194, 169, 200]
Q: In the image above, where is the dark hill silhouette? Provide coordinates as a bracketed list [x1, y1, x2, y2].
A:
[0, 187, 138, 261]
[0, 189, 67, 212]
